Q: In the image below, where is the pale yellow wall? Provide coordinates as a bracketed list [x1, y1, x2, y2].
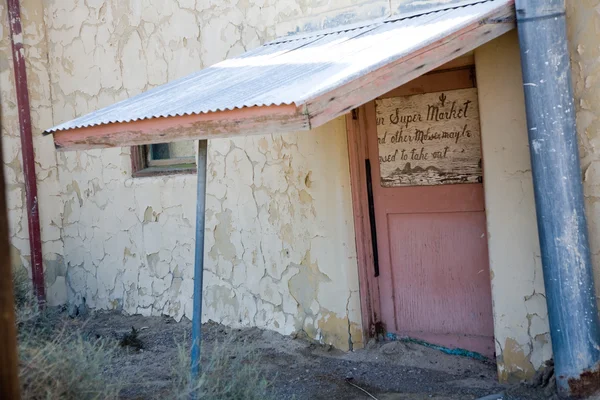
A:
[0, 0, 66, 305]
[17, 0, 367, 350]
[566, 0, 600, 306]
[475, 31, 552, 381]
[203, 122, 362, 348]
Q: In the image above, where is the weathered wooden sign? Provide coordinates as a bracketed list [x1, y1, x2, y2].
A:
[375, 88, 482, 187]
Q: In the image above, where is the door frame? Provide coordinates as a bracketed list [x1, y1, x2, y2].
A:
[345, 54, 488, 344]
[346, 103, 382, 341]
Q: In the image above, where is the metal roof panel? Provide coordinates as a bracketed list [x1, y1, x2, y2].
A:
[46, 0, 514, 134]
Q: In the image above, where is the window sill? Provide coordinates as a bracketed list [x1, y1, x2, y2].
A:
[132, 164, 197, 178]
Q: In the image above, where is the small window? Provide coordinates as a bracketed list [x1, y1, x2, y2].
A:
[131, 141, 196, 177]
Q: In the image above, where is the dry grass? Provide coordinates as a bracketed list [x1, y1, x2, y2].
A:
[12, 266, 31, 307]
[18, 331, 120, 400]
[13, 267, 120, 400]
[12, 266, 37, 322]
[13, 269, 275, 399]
[169, 336, 274, 400]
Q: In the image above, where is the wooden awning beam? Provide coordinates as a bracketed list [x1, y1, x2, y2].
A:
[51, 104, 308, 151]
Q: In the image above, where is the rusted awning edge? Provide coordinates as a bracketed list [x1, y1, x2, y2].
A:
[50, 104, 309, 151]
[47, 0, 515, 151]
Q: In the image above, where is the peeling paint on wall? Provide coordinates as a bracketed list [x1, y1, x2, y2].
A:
[566, 0, 600, 307]
[0, 0, 66, 306]
[0, 0, 365, 350]
[46, 1, 368, 348]
[198, 124, 362, 350]
[475, 32, 552, 382]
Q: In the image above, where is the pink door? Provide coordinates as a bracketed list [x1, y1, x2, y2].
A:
[364, 68, 495, 357]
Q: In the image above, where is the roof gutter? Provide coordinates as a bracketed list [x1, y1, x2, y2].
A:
[516, 0, 600, 397]
[7, 0, 46, 306]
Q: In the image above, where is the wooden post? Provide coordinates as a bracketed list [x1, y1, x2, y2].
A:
[0, 131, 21, 397]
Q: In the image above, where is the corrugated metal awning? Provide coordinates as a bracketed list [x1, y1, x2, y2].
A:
[46, 0, 515, 150]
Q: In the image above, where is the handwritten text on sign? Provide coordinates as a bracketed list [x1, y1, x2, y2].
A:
[375, 88, 482, 187]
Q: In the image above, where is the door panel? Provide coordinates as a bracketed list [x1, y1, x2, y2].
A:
[387, 212, 494, 356]
[363, 67, 495, 357]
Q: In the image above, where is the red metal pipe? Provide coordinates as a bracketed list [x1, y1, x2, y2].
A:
[7, 0, 46, 305]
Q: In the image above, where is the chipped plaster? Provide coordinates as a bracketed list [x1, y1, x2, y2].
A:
[566, 0, 600, 306]
[475, 32, 552, 382]
[0, 0, 66, 306]
[1, 0, 368, 350]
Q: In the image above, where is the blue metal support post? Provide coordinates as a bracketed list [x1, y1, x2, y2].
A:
[515, 0, 600, 397]
[191, 140, 208, 385]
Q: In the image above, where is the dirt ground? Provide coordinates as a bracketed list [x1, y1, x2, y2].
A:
[68, 310, 552, 400]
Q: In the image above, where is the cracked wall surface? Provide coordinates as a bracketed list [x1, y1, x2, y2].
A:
[39, 0, 369, 350]
[475, 32, 552, 382]
[566, 0, 600, 310]
[0, 0, 67, 306]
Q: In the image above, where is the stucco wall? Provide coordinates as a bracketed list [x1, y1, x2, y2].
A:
[475, 31, 552, 381]
[566, 0, 600, 308]
[37, 0, 367, 350]
[0, 0, 66, 306]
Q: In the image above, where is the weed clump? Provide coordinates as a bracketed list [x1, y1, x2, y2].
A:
[13, 267, 119, 400]
[119, 326, 144, 351]
[18, 331, 119, 399]
[170, 336, 274, 400]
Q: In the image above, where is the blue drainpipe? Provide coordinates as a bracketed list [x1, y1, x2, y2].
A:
[515, 0, 600, 397]
[190, 140, 208, 389]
